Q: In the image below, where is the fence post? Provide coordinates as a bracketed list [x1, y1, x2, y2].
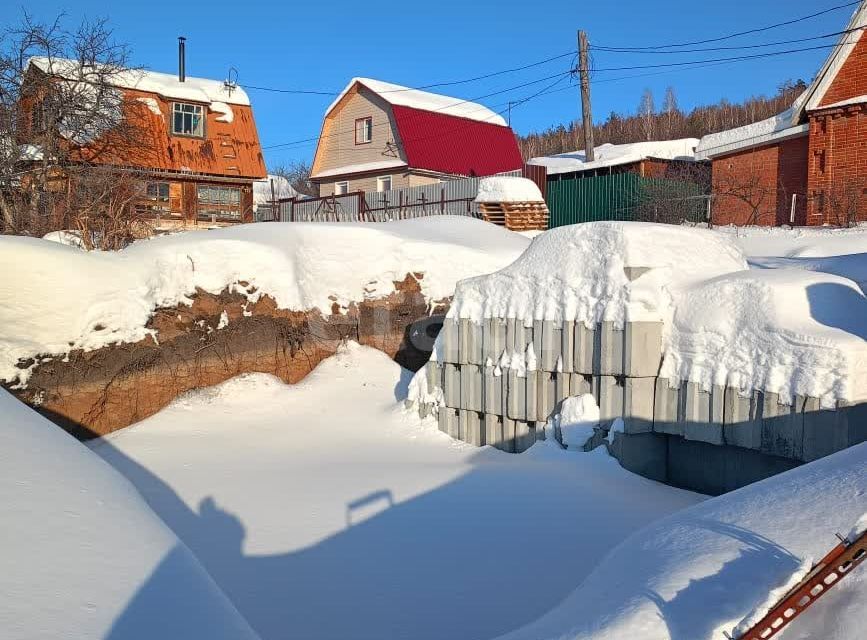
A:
[441, 187, 445, 215]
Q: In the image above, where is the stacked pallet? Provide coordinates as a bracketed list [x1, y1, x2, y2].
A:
[479, 201, 549, 231]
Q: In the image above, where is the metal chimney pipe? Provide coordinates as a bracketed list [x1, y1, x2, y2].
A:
[178, 36, 186, 82]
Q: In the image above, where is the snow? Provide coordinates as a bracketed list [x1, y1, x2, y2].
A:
[28, 56, 250, 106]
[252, 174, 298, 205]
[447, 222, 747, 327]
[93, 343, 701, 640]
[557, 394, 600, 448]
[527, 138, 698, 175]
[327, 77, 508, 126]
[42, 230, 85, 248]
[0, 388, 259, 640]
[211, 101, 234, 123]
[475, 176, 544, 203]
[0, 217, 529, 385]
[818, 94, 867, 110]
[310, 158, 407, 179]
[731, 557, 813, 639]
[847, 511, 867, 543]
[497, 442, 867, 640]
[136, 96, 163, 116]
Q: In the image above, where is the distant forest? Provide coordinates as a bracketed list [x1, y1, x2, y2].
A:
[517, 79, 807, 159]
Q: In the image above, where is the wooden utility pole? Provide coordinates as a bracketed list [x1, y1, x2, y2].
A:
[578, 30, 595, 162]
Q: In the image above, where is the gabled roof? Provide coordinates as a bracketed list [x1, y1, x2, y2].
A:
[28, 57, 250, 106]
[325, 77, 507, 126]
[798, 2, 867, 115]
[529, 138, 698, 175]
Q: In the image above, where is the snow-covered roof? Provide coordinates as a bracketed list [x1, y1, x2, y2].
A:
[527, 138, 699, 175]
[310, 158, 407, 180]
[475, 176, 544, 203]
[695, 104, 809, 160]
[326, 77, 507, 127]
[253, 174, 299, 205]
[28, 56, 250, 106]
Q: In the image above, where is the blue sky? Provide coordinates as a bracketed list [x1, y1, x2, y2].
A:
[20, 0, 856, 168]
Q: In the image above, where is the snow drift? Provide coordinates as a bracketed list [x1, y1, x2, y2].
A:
[0, 388, 258, 640]
[0, 217, 529, 385]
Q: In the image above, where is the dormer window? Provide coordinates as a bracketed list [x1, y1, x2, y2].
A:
[355, 117, 372, 144]
[172, 102, 204, 137]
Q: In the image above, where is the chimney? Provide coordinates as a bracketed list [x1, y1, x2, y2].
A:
[178, 36, 186, 82]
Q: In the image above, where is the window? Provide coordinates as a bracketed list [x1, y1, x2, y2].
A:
[172, 102, 204, 137]
[136, 182, 172, 215]
[355, 117, 372, 144]
[197, 185, 241, 220]
[334, 181, 349, 195]
[376, 176, 392, 192]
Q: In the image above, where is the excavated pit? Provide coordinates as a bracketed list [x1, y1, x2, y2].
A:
[6, 274, 448, 439]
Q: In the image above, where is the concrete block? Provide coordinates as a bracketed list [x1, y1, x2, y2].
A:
[623, 377, 655, 434]
[441, 318, 460, 363]
[723, 389, 763, 450]
[439, 407, 459, 438]
[514, 421, 535, 453]
[443, 363, 461, 408]
[540, 321, 562, 372]
[555, 372, 572, 404]
[760, 392, 803, 460]
[609, 431, 668, 484]
[536, 371, 557, 423]
[507, 318, 532, 355]
[683, 382, 724, 445]
[459, 319, 483, 365]
[594, 321, 624, 376]
[533, 320, 544, 371]
[623, 321, 663, 378]
[597, 375, 624, 423]
[570, 373, 593, 397]
[653, 377, 682, 436]
[840, 400, 867, 449]
[801, 397, 845, 462]
[507, 370, 526, 421]
[574, 322, 595, 374]
[424, 361, 442, 395]
[460, 410, 485, 446]
[561, 321, 575, 373]
[483, 367, 504, 415]
[460, 364, 483, 412]
[483, 317, 506, 364]
[502, 418, 517, 453]
[484, 413, 504, 449]
[525, 370, 538, 423]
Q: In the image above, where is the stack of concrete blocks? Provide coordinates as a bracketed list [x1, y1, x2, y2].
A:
[420, 314, 665, 453]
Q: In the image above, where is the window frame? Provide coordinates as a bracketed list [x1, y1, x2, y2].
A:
[376, 175, 392, 192]
[171, 102, 206, 138]
[136, 181, 173, 216]
[334, 181, 349, 196]
[196, 184, 242, 221]
[354, 117, 373, 145]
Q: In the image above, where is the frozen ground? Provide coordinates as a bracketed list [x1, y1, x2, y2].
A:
[93, 344, 702, 640]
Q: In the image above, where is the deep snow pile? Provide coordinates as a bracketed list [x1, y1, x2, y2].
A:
[94, 343, 701, 640]
[475, 176, 544, 203]
[0, 217, 528, 384]
[0, 389, 258, 640]
[498, 443, 867, 640]
[527, 138, 698, 175]
[447, 222, 747, 327]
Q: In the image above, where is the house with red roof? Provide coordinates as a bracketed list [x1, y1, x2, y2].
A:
[696, 2, 867, 226]
[310, 78, 523, 197]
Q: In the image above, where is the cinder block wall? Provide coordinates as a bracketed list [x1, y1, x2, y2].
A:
[416, 316, 866, 494]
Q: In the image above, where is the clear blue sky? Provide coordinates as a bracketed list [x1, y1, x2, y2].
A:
[20, 0, 857, 168]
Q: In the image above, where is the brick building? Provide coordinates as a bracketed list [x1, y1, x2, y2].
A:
[696, 3, 867, 226]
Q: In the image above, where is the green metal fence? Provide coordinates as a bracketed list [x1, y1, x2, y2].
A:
[546, 173, 707, 228]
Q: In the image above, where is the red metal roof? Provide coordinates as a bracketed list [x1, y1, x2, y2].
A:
[390, 105, 523, 177]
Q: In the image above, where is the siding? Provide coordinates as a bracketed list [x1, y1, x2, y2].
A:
[314, 87, 406, 176]
[318, 170, 445, 196]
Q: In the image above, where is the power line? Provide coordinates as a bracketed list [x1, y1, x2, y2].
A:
[593, 0, 861, 50]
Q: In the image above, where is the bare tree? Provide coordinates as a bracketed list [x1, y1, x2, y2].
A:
[638, 88, 655, 141]
[0, 12, 153, 247]
[662, 86, 679, 138]
[271, 160, 316, 197]
[823, 177, 866, 227]
[712, 159, 775, 226]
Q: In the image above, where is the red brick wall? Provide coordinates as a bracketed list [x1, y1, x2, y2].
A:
[806, 107, 867, 225]
[710, 136, 808, 226]
[819, 31, 867, 107]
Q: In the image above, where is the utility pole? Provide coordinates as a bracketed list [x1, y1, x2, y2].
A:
[578, 30, 595, 162]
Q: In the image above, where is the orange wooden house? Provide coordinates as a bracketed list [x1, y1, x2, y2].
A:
[21, 42, 266, 229]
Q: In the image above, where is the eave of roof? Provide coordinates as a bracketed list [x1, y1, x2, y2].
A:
[694, 123, 809, 160]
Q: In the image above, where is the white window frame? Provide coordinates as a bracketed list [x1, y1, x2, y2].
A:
[172, 102, 205, 137]
[355, 117, 372, 144]
[376, 175, 392, 192]
[334, 181, 349, 195]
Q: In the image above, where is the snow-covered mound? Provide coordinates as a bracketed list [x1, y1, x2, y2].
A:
[0, 389, 258, 640]
[499, 442, 867, 640]
[0, 217, 529, 384]
[716, 224, 867, 259]
[447, 222, 747, 326]
[662, 268, 867, 407]
[475, 176, 544, 203]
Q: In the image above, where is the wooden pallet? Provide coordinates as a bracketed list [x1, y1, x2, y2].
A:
[479, 201, 549, 231]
